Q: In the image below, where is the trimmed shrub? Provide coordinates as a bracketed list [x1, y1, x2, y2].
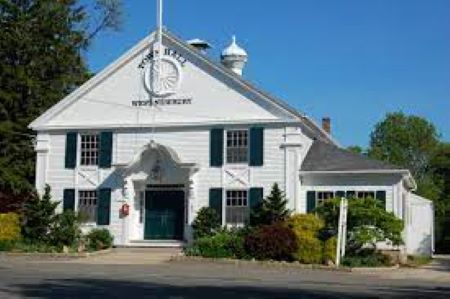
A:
[323, 237, 337, 264]
[50, 211, 82, 248]
[86, 228, 114, 251]
[293, 232, 323, 264]
[192, 207, 221, 240]
[287, 214, 324, 236]
[244, 222, 297, 261]
[0, 213, 21, 242]
[186, 229, 246, 259]
[343, 249, 391, 267]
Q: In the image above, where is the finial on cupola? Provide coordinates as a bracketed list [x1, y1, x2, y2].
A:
[221, 35, 248, 76]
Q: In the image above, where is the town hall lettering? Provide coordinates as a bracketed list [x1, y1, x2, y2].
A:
[138, 48, 187, 69]
[132, 98, 192, 107]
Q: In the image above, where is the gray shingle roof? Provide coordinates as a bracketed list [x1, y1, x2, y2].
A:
[301, 140, 403, 171]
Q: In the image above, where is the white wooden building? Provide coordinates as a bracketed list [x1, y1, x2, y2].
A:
[29, 29, 433, 255]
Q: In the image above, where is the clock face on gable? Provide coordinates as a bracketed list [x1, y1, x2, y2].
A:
[144, 56, 182, 97]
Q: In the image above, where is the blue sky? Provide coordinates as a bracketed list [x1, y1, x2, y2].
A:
[84, 0, 450, 147]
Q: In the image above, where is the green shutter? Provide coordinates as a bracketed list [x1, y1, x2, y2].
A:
[376, 191, 386, 209]
[65, 132, 77, 169]
[249, 188, 264, 210]
[336, 191, 345, 198]
[63, 189, 75, 212]
[97, 188, 111, 225]
[306, 191, 316, 213]
[99, 131, 113, 168]
[209, 188, 223, 223]
[210, 128, 223, 167]
[249, 127, 264, 166]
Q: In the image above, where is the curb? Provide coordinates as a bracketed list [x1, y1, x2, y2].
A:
[170, 255, 351, 272]
[170, 256, 400, 272]
[0, 248, 112, 259]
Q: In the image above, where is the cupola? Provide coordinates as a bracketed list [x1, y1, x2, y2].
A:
[221, 35, 248, 76]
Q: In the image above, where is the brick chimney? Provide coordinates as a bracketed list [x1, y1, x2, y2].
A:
[322, 117, 331, 134]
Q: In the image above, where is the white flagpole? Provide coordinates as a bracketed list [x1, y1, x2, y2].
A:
[156, 0, 163, 93]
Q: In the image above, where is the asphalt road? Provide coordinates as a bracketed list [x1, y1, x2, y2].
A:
[0, 257, 449, 298]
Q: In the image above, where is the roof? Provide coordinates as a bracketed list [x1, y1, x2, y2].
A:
[28, 29, 335, 145]
[301, 140, 405, 172]
[163, 30, 335, 144]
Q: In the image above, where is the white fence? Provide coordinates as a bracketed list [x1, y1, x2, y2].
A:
[405, 193, 434, 256]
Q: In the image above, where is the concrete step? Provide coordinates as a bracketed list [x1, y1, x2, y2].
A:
[120, 240, 185, 248]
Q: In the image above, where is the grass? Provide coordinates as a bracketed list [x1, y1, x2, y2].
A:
[406, 255, 432, 267]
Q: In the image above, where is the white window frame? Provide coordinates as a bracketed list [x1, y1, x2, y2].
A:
[316, 191, 335, 207]
[225, 189, 249, 227]
[77, 190, 98, 224]
[225, 129, 249, 165]
[78, 133, 100, 168]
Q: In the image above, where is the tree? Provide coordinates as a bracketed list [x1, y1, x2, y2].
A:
[192, 207, 221, 239]
[0, 0, 122, 210]
[250, 183, 290, 226]
[316, 198, 404, 253]
[347, 145, 365, 155]
[368, 112, 439, 181]
[22, 184, 59, 243]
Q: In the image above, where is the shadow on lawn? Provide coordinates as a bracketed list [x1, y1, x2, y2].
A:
[4, 278, 450, 299]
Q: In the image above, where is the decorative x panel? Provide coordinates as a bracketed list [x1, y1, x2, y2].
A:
[224, 167, 250, 188]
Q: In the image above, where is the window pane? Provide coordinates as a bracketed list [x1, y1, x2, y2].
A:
[78, 190, 98, 223]
[226, 130, 248, 163]
[80, 134, 99, 166]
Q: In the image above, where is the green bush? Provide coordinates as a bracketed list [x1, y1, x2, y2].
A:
[342, 249, 391, 267]
[316, 197, 404, 253]
[323, 237, 337, 264]
[244, 222, 297, 261]
[86, 228, 114, 251]
[186, 229, 246, 259]
[0, 213, 21, 242]
[0, 240, 15, 251]
[286, 214, 324, 235]
[250, 183, 290, 227]
[293, 232, 323, 264]
[192, 207, 221, 239]
[51, 211, 82, 248]
[22, 185, 59, 243]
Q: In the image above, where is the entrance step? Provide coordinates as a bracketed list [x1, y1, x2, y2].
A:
[123, 240, 185, 248]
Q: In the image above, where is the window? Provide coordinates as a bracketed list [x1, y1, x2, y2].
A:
[357, 191, 375, 199]
[78, 190, 98, 223]
[316, 191, 334, 206]
[226, 190, 249, 226]
[80, 134, 99, 166]
[226, 130, 248, 163]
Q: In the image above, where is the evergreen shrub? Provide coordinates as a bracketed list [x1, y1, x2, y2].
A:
[186, 229, 246, 259]
[192, 207, 221, 239]
[86, 228, 114, 251]
[51, 211, 82, 248]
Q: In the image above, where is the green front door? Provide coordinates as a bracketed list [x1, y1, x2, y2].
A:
[144, 190, 184, 240]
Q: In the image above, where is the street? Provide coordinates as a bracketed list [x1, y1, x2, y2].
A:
[0, 251, 449, 298]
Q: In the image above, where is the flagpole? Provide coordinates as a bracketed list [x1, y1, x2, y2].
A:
[156, 0, 163, 92]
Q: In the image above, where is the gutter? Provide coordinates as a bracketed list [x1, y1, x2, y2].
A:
[299, 169, 417, 191]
